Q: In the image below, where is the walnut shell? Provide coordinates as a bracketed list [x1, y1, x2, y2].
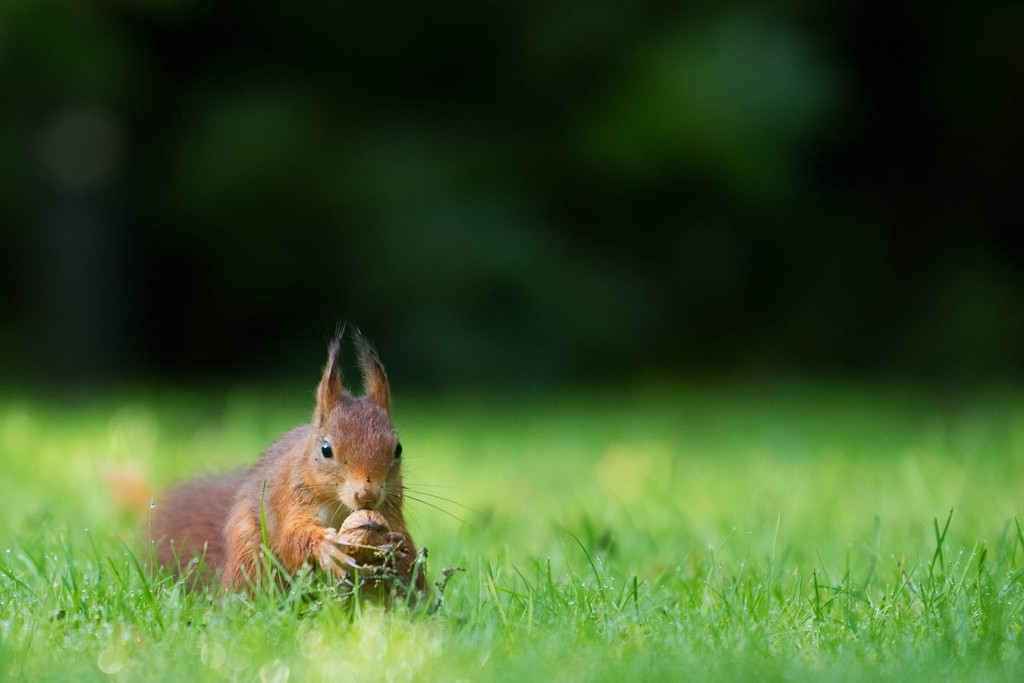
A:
[336, 510, 391, 565]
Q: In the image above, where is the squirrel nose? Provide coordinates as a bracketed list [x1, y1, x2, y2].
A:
[353, 486, 380, 508]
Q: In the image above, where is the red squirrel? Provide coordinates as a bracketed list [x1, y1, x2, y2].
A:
[150, 329, 424, 592]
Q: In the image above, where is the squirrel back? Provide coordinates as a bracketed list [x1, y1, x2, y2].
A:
[149, 469, 248, 582]
[149, 330, 423, 592]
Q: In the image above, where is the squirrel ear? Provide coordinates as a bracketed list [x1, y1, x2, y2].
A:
[315, 331, 345, 418]
[355, 331, 391, 413]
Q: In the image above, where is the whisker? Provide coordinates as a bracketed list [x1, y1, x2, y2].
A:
[379, 491, 399, 517]
[402, 488, 481, 514]
[311, 469, 471, 528]
[404, 494, 472, 526]
[403, 483, 460, 490]
[323, 497, 352, 527]
[325, 500, 340, 525]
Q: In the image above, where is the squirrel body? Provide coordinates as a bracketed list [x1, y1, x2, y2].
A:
[150, 331, 422, 592]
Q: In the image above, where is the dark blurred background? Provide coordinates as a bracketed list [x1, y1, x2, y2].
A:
[1, 1, 1022, 388]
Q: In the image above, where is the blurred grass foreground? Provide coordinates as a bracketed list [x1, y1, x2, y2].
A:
[3, 381, 1024, 680]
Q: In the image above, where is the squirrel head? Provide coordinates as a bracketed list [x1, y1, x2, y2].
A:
[308, 328, 403, 514]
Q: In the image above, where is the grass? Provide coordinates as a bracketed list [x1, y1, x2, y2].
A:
[2, 378, 1024, 680]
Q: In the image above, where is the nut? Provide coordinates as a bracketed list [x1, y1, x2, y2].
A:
[336, 510, 391, 565]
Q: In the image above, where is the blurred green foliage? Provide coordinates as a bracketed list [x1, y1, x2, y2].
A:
[0, 0, 1022, 385]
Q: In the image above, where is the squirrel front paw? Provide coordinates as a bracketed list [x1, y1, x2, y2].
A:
[319, 528, 362, 577]
[337, 510, 407, 565]
[320, 521, 401, 578]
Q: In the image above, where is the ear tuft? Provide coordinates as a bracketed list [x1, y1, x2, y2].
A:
[354, 329, 391, 412]
[315, 326, 346, 421]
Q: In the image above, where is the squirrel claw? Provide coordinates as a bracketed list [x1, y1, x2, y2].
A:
[321, 547, 360, 575]
[385, 533, 410, 560]
[319, 530, 363, 577]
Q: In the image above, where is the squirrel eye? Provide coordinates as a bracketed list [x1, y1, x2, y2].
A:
[395, 442, 403, 459]
[321, 440, 334, 459]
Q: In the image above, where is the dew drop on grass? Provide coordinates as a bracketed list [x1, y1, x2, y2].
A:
[201, 642, 226, 668]
[97, 646, 124, 674]
[259, 658, 289, 683]
[361, 629, 388, 662]
[298, 629, 323, 659]
[386, 663, 413, 683]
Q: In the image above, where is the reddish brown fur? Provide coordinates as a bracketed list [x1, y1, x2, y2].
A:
[149, 331, 423, 592]
[150, 470, 248, 584]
